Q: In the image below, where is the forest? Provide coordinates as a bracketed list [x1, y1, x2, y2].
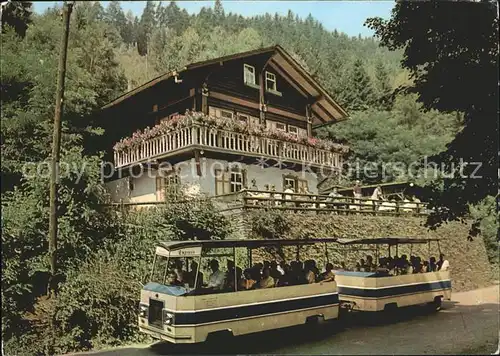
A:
[1, 1, 497, 355]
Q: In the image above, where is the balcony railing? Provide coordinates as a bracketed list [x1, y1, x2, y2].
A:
[114, 124, 343, 169]
[102, 189, 431, 216]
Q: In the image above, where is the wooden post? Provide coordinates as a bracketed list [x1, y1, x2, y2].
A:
[201, 83, 209, 115]
[306, 104, 312, 137]
[48, 0, 73, 297]
[259, 71, 266, 125]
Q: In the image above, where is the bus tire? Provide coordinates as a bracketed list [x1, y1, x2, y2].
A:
[306, 315, 325, 326]
[206, 330, 233, 345]
[428, 296, 442, 312]
[383, 303, 398, 323]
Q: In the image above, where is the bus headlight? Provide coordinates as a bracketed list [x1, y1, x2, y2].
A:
[139, 303, 148, 318]
[163, 311, 174, 325]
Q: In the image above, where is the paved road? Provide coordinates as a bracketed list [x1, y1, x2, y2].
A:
[73, 285, 499, 355]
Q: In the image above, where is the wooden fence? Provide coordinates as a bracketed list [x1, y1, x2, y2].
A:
[102, 189, 430, 216]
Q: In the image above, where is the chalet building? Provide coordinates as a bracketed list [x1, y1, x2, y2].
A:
[100, 45, 349, 203]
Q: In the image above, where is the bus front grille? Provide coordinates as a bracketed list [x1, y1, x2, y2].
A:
[148, 299, 164, 328]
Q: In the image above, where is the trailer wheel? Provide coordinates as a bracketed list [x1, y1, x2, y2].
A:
[428, 296, 442, 312]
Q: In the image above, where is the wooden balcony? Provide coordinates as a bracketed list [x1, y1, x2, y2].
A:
[114, 124, 343, 169]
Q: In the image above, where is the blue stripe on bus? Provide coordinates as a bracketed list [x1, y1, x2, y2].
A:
[173, 293, 339, 325]
[337, 280, 451, 298]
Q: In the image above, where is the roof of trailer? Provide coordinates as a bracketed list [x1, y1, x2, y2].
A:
[336, 237, 439, 246]
[158, 237, 439, 251]
[159, 238, 339, 251]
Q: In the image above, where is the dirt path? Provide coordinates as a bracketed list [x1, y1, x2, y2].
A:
[69, 285, 499, 355]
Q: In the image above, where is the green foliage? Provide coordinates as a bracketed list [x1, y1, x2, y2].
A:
[250, 209, 292, 240]
[366, 1, 498, 228]
[1, 1, 33, 37]
[469, 196, 499, 265]
[319, 94, 459, 183]
[52, 255, 146, 354]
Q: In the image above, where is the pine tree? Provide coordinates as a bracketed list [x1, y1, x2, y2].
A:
[137, 0, 157, 56]
[214, 0, 225, 22]
[342, 59, 376, 111]
[374, 61, 393, 110]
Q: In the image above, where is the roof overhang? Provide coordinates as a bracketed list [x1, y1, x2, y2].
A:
[101, 45, 349, 125]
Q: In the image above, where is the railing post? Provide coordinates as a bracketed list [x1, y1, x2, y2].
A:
[192, 125, 198, 145]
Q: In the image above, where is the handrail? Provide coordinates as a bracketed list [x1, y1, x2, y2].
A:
[114, 124, 342, 169]
[100, 189, 429, 215]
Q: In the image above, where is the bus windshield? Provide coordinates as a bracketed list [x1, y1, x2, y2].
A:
[150, 255, 202, 289]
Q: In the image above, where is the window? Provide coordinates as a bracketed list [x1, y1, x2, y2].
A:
[215, 168, 246, 195]
[265, 71, 277, 91]
[283, 175, 297, 191]
[276, 123, 286, 132]
[288, 125, 299, 136]
[156, 172, 180, 201]
[230, 171, 243, 192]
[243, 64, 256, 85]
[297, 179, 309, 193]
[221, 110, 234, 119]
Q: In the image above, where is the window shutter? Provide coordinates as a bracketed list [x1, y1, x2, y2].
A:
[223, 171, 231, 193]
[242, 169, 248, 188]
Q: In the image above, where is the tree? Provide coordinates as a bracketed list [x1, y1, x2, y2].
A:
[105, 1, 128, 44]
[214, 0, 225, 22]
[366, 1, 499, 233]
[374, 61, 393, 110]
[340, 59, 376, 111]
[1, 1, 32, 37]
[136, 0, 157, 56]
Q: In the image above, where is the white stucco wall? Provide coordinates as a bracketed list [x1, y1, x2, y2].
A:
[105, 157, 320, 203]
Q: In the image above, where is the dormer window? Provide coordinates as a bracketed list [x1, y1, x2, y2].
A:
[265, 71, 277, 91]
[244, 64, 256, 85]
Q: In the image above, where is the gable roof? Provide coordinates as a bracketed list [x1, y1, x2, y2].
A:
[102, 45, 348, 125]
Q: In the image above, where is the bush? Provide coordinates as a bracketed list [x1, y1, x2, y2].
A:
[52, 255, 147, 354]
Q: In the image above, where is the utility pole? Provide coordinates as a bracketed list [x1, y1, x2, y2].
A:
[48, 0, 73, 297]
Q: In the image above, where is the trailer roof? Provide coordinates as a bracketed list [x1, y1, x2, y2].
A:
[336, 237, 439, 246]
[158, 237, 438, 251]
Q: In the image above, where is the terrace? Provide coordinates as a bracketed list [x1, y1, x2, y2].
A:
[113, 111, 348, 169]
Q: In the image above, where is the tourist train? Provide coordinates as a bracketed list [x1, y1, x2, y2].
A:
[138, 237, 451, 343]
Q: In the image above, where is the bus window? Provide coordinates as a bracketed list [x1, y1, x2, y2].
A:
[150, 255, 203, 289]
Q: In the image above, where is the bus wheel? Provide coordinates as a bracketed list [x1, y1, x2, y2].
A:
[206, 330, 234, 347]
[428, 297, 442, 312]
[383, 303, 398, 323]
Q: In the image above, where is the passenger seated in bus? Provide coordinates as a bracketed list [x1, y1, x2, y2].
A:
[304, 260, 316, 284]
[270, 261, 282, 284]
[422, 260, 430, 273]
[277, 261, 286, 276]
[185, 261, 203, 288]
[167, 271, 183, 286]
[399, 255, 410, 274]
[359, 259, 367, 272]
[206, 259, 226, 291]
[429, 256, 437, 272]
[319, 263, 335, 282]
[259, 268, 275, 288]
[240, 268, 257, 290]
[438, 254, 450, 271]
[367, 255, 378, 272]
[277, 263, 292, 287]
